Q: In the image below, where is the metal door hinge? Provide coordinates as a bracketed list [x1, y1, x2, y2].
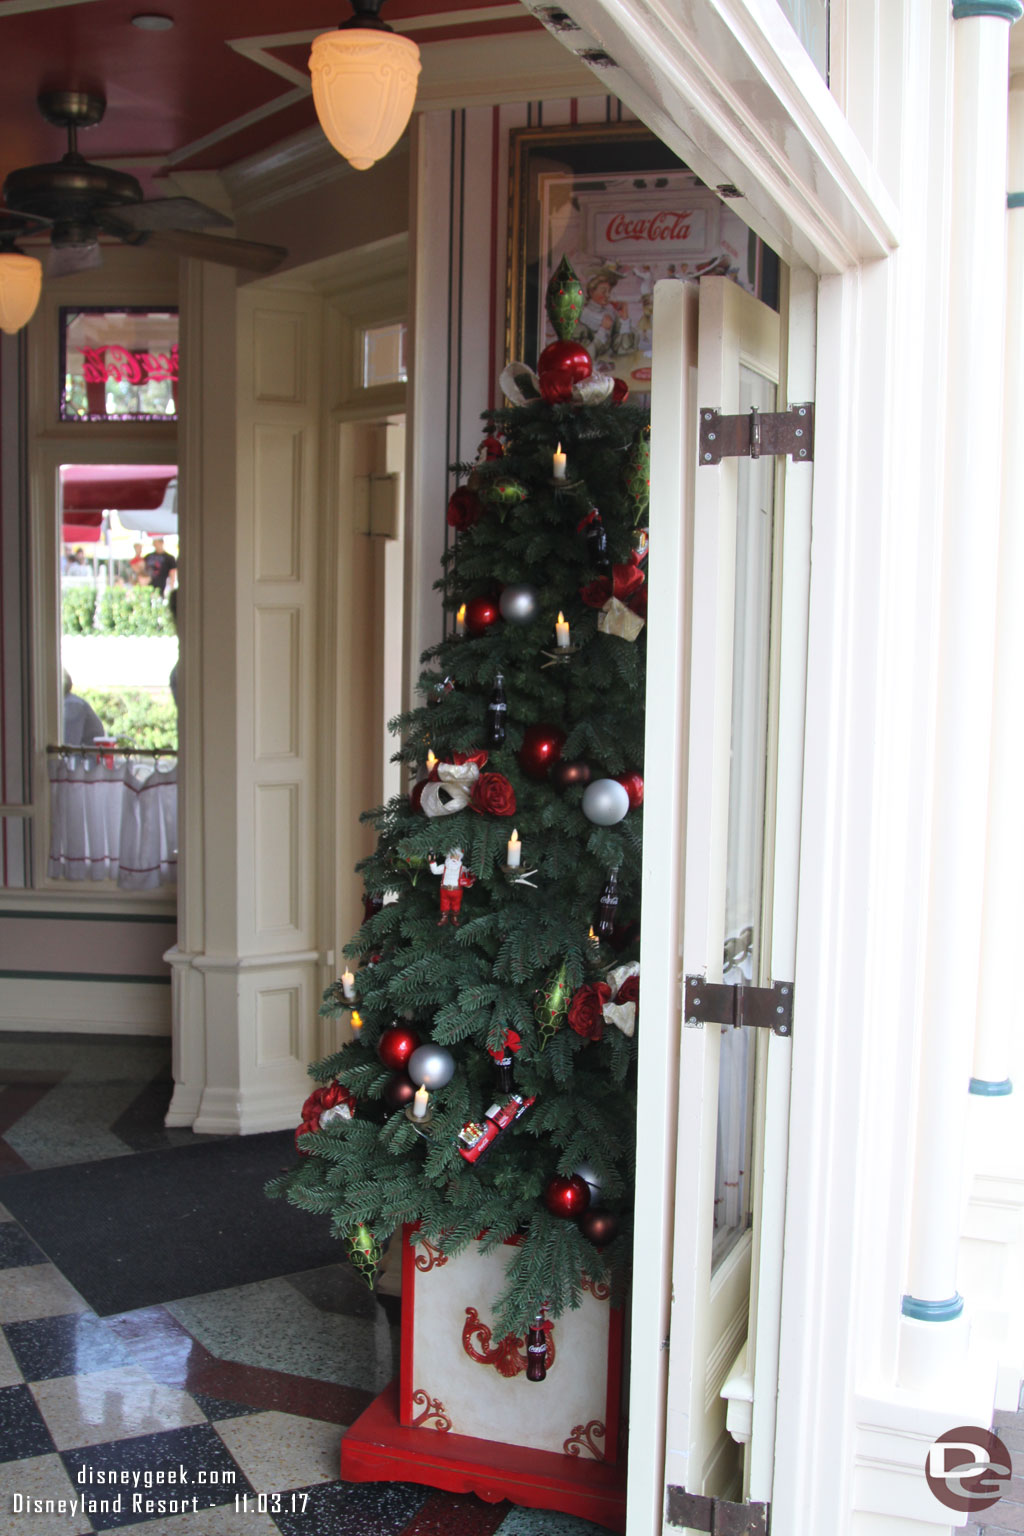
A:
[684, 976, 793, 1036]
[700, 404, 813, 465]
[667, 1488, 770, 1535]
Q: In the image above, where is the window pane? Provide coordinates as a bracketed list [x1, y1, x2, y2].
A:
[59, 464, 179, 753]
[775, 0, 829, 82]
[361, 322, 408, 388]
[712, 364, 777, 1264]
[61, 309, 178, 422]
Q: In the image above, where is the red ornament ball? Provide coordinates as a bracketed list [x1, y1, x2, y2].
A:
[551, 759, 592, 791]
[538, 339, 593, 385]
[539, 371, 574, 404]
[581, 1208, 621, 1245]
[465, 595, 500, 637]
[611, 377, 630, 405]
[544, 1173, 592, 1219]
[615, 772, 644, 809]
[518, 723, 566, 780]
[377, 1025, 421, 1071]
[383, 1072, 417, 1111]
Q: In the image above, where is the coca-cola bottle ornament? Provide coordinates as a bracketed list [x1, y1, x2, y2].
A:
[580, 508, 610, 572]
[596, 868, 620, 942]
[526, 1312, 549, 1382]
[489, 1029, 522, 1094]
[487, 672, 507, 748]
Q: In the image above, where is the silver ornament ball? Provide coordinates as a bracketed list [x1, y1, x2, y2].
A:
[408, 1043, 456, 1089]
[499, 583, 540, 625]
[581, 777, 630, 826]
[574, 1162, 603, 1195]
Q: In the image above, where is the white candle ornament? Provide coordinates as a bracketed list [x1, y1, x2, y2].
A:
[555, 612, 570, 648]
[341, 968, 356, 1001]
[413, 1084, 430, 1119]
[507, 828, 522, 868]
[552, 443, 567, 480]
[455, 603, 467, 637]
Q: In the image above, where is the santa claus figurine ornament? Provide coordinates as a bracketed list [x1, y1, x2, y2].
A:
[430, 847, 475, 926]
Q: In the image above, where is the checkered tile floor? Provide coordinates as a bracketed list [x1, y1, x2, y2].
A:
[0, 1036, 611, 1536]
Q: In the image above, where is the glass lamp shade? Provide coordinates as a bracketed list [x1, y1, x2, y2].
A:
[0, 251, 43, 335]
[309, 27, 421, 171]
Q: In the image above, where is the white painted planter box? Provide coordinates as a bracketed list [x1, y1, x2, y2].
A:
[398, 1226, 625, 1463]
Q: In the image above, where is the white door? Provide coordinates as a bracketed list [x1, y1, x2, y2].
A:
[631, 274, 809, 1534]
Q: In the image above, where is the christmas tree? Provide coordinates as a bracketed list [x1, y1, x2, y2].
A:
[270, 259, 650, 1341]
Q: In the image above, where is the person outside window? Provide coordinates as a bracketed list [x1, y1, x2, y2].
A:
[62, 669, 106, 746]
[144, 538, 177, 595]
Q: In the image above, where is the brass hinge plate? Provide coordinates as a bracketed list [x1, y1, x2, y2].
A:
[667, 1488, 770, 1535]
[684, 977, 793, 1037]
[700, 404, 813, 464]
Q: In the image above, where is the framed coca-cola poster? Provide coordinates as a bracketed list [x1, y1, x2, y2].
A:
[60, 307, 179, 422]
[506, 122, 778, 401]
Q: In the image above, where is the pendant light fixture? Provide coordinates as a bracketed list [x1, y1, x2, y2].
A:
[0, 228, 42, 335]
[309, 0, 421, 172]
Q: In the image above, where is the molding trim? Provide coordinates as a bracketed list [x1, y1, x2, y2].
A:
[193, 1081, 304, 1136]
[900, 1292, 965, 1321]
[223, 34, 598, 219]
[969, 1076, 1014, 1095]
[0, 976, 170, 1035]
[527, 0, 900, 273]
[952, 1, 1023, 19]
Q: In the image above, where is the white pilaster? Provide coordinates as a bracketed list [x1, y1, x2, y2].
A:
[899, 7, 1016, 1381]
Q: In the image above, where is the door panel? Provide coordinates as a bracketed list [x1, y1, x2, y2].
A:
[663, 276, 782, 1515]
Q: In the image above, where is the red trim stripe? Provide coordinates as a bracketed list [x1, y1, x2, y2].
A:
[487, 105, 501, 412]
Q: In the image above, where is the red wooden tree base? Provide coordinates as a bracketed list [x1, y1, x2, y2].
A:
[340, 1379, 627, 1533]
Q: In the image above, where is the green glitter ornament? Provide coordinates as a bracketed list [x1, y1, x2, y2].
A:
[535, 960, 571, 1049]
[546, 256, 585, 342]
[346, 1223, 382, 1287]
[484, 477, 529, 508]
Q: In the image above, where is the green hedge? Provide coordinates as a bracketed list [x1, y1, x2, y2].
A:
[62, 584, 174, 638]
[80, 688, 178, 752]
[62, 584, 98, 635]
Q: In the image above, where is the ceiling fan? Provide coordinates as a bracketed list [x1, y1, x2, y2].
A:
[2, 91, 286, 276]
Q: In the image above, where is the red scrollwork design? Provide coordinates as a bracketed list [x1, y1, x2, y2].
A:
[414, 1236, 449, 1273]
[563, 1419, 607, 1460]
[81, 344, 179, 386]
[462, 1306, 555, 1378]
[581, 1274, 611, 1301]
[410, 1389, 452, 1431]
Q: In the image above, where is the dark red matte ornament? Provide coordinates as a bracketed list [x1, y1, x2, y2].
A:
[383, 1072, 417, 1111]
[581, 1208, 621, 1245]
[550, 759, 592, 791]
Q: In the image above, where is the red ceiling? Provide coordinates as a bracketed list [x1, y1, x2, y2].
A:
[0, 0, 541, 191]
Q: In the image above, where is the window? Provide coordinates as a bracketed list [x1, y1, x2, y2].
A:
[59, 465, 179, 752]
[60, 308, 178, 422]
[359, 321, 407, 389]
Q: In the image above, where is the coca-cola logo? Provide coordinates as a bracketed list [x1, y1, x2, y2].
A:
[81, 343, 179, 386]
[604, 210, 701, 244]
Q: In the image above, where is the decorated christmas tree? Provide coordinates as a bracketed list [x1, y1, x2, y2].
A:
[270, 259, 650, 1344]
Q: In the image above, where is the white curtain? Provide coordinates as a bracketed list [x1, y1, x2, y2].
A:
[48, 753, 177, 889]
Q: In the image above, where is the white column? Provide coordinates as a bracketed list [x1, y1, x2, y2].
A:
[898, 6, 1017, 1385]
[972, 72, 1024, 1094]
